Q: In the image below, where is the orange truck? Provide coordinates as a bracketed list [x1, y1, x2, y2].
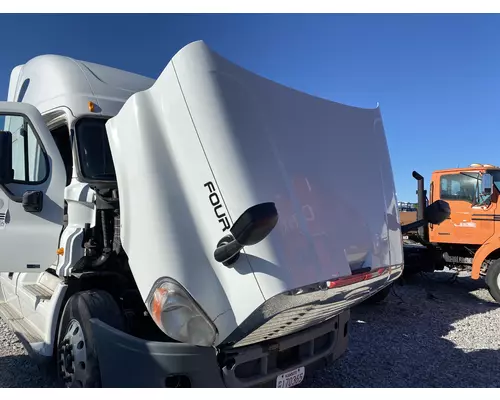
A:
[402, 164, 500, 303]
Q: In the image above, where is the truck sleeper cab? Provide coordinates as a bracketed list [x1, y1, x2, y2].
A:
[0, 41, 403, 388]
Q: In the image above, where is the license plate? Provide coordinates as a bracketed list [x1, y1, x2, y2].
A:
[276, 366, 305, 388]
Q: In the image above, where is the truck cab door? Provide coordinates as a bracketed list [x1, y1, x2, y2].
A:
[431, 171, 495, 245]
[0, 102, 65, 273]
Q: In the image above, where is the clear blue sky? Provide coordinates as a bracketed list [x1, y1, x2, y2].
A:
[1, 13, 499, 202]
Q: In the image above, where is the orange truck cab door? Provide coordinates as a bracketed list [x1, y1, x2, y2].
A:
[430, 170, 497, 246]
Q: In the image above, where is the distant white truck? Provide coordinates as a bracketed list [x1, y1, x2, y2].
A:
[0, 40, 406, 388]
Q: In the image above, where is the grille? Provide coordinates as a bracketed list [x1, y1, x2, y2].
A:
[235, 301, 348, 347]
[234, 290, 360, 348]
[226, 268, 399, 348]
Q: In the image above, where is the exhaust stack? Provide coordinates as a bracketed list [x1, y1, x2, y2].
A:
[412, 171, 429, 242]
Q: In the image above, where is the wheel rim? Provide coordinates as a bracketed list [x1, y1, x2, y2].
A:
[497, 272, 500, 292]
[58, 319, 87, 388]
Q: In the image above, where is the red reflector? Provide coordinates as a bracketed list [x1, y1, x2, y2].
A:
[326, 267, 390, 289]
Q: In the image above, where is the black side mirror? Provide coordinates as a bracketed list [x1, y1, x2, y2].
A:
[214, 202, 279, 266]
[401, 200, 451, 235]
[424, 199, 450, 225]
[481, 173, 493, 196]
[0, 131, 13, 185]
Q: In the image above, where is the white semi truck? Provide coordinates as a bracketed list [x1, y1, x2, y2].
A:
[0, 40, 419, 388]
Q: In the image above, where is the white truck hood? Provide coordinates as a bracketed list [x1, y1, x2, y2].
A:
[105, 41, 403, 343]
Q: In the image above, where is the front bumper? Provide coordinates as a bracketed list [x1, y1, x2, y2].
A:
[90, 319, 224, 388]
[89, 309, 350, 388]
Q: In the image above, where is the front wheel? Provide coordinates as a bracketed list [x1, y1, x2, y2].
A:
[486, 260, 500, 304]
[56, 290, 125, 388]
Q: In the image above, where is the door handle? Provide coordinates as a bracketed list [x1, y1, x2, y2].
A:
[22, 190, 43, 213]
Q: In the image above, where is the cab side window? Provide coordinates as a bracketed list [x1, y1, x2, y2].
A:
[1, 114, 48, 184]
[440, 173, 479, 203]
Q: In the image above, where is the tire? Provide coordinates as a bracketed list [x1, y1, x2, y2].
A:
[486, 260, 500, 304]
[56, 290, 125, 388]
[362, 284, 392, 305]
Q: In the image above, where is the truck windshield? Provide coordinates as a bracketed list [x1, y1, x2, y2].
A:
[75, 117, 116, 181]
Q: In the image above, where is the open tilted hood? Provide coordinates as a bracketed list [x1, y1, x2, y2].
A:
[105, 41, 403, 342]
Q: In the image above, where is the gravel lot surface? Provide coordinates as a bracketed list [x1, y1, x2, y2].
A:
[1, 270, 499, 388]
[0, 323, 56, 388]
[302, 271, 500, 388]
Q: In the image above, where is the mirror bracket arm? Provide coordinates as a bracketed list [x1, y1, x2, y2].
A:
[214, 234, 242, 267]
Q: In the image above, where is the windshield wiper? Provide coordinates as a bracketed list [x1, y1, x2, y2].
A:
[460, 172, 480, 180]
